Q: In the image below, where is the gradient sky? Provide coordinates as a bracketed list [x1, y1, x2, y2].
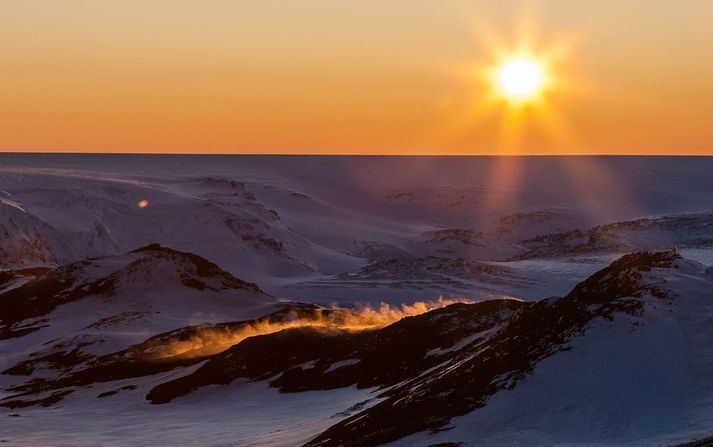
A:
[2, 0, 712, 154]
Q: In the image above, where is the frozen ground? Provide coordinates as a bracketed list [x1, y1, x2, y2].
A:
[3, 154, 713, 304]
[2, 155, 713, 446]
[1, 377, 375, 447]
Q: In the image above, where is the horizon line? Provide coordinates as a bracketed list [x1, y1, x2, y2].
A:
[1, 150, 712, 157]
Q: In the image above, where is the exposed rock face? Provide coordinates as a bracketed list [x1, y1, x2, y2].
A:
[0, 202, 59, 267]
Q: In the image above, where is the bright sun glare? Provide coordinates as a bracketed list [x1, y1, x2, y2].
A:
[463, 27, 571, 150]
[497, 57, 544, 100]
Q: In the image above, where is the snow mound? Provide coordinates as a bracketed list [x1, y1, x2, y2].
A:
[0, 244, 279, 405]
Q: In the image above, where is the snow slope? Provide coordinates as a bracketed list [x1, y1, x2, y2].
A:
[3, 155, 713, 446]
[3, 154, 713, 304]
[309, 251, 713, 446]
[0, 244, 280, 403]
[3, 250, 713, 446]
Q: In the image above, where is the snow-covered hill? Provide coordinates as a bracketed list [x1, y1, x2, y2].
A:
[514, 212, 713, 259]
[307, 250, 713, 446]
[3, 250, 713, 446]
[0, 244, 280, 405]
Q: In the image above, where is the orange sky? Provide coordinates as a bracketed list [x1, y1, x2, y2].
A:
[1, 1, 712, 154]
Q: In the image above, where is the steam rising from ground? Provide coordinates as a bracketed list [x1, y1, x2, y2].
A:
[149, 298, 469, 360]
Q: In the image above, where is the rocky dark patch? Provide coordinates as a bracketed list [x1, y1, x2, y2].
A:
[678, 436, 713, 447]
[495, 210, 578, 237]
[348, 241, 412, 263]
[0, 264, 101, 339]
[354, 256, 507, 280]
[97, 385, 137, 399]
[240, 234, 285, 252]
[223, 217, 286, 254]
[83, 312, 146, 330]
[0, 267, 52, 288]
[424, 229, 485, 247]
[1, 390, 74, 409]
[513, 227, 625, 260]
[3, 345, 93, 376]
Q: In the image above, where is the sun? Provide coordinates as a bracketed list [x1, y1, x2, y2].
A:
[445, 21, 577, 154]
[497, 57, 544, 100]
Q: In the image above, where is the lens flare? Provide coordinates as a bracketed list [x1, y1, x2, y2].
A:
[138, 199, 149, 208]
